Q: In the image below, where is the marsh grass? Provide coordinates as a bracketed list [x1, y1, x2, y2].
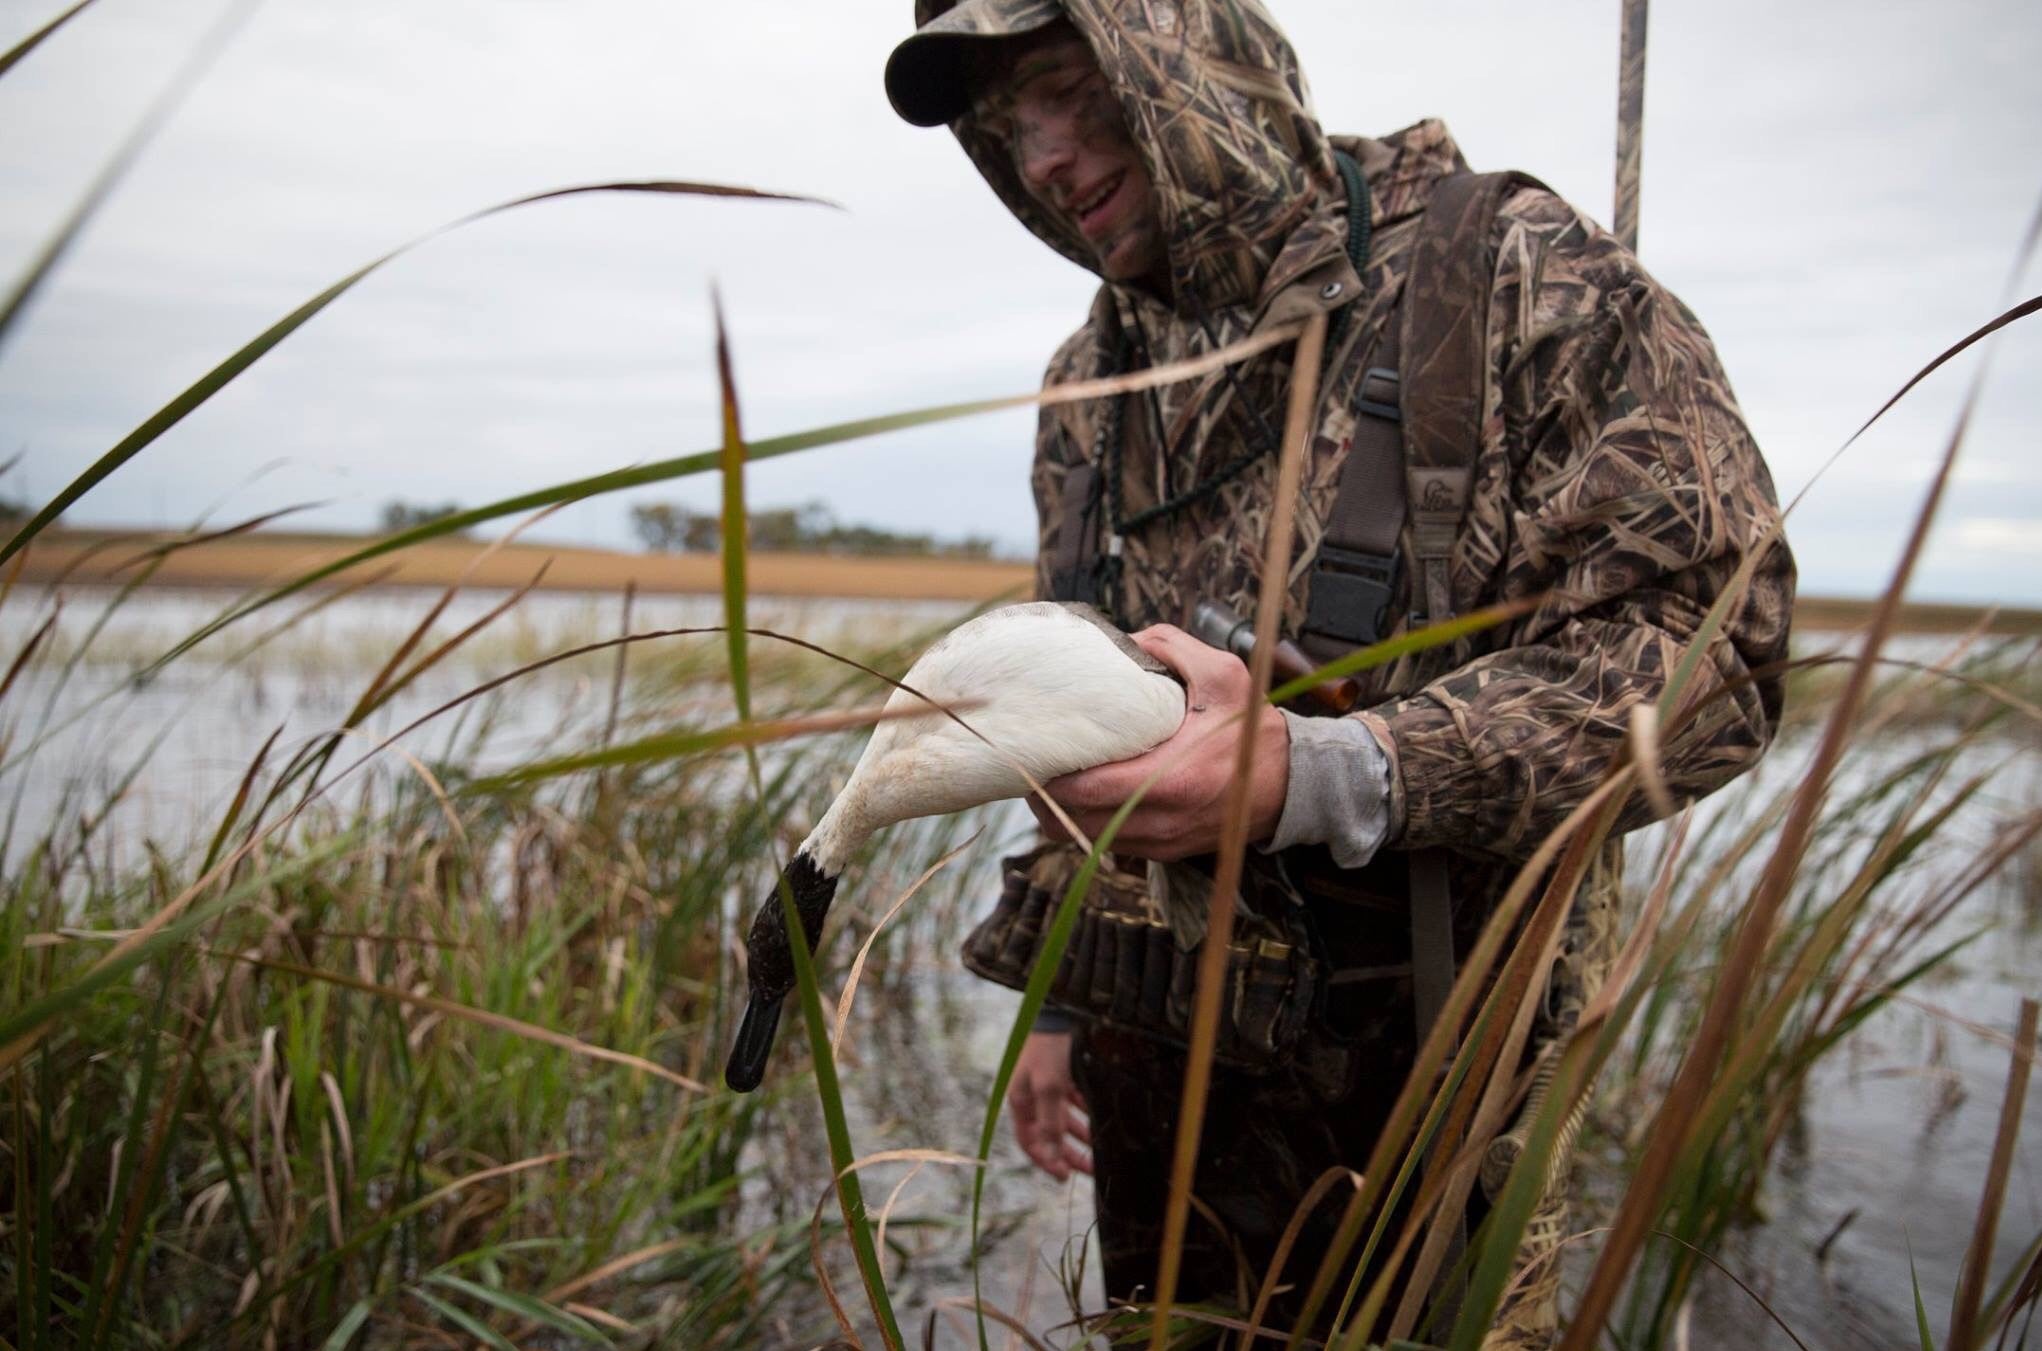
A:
[3, 350, 2038, 1350]
[1595, 653, 2038, 1347]
[1, 563, 1021, 1347]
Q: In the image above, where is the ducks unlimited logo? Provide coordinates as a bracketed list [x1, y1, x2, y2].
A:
[1412, 468, 1467, 515]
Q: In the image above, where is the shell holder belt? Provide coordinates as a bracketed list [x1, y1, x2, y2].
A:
[961, 850, 1333, 1084]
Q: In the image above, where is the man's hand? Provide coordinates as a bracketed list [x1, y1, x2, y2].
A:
[1028, 624, 1289, 861]
[1009, 1031, 1091, 1179]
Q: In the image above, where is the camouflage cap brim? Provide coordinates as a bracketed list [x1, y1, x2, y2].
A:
[884, 0, 1066, 127]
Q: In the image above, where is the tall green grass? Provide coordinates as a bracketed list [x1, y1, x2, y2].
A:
[4, 731, 786, 1343]
[0, 572, 1009, 1346]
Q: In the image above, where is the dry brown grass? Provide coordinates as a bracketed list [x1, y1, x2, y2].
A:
[13, 527, 1035, 601]
[16, 528, 2041, 634]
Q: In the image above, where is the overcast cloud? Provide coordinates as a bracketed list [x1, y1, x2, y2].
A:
[1, 0, 2037, 603]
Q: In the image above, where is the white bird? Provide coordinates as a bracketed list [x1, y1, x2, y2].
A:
[724, 601, 1185, 1092]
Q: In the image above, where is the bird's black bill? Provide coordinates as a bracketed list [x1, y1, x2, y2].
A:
[724, 995, 784, 1093]
[724, 852, 838, 1094]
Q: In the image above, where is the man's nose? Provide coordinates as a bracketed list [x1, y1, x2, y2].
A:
[1016, 117, 1079, 194]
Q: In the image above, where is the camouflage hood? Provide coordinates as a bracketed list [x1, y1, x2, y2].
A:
[918, 0, 1340, 315]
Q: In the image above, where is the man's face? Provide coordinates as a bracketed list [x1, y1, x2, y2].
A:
[971, 26, 1167, 293]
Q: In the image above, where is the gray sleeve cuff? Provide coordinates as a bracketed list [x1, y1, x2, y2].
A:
[1032, 1005, 1078, 1034]
[1259, 711, 1393, 870]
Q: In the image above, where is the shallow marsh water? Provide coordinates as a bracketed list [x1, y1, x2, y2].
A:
[5, 585, 2035, 1348]
[2, 587, 968, 860]
[1600, 728, 2040, 1349]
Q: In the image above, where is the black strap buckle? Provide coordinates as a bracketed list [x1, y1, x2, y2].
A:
[1304, 543, 1399, 647]
[1356, 366, 1400, 422]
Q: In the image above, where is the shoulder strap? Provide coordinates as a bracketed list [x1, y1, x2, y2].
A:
[1303, 169, 1527, 656]
[1398, 169, 1521, 625]
[1299, 172, 1530, 1072]
[1299, 337, 1404, 654]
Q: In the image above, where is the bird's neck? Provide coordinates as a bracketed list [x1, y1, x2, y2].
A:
[799, 798, 862, 879]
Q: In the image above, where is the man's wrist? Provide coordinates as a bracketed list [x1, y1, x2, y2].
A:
[1258, 710, 1394, 868]
[1249, 700, 1292, 844]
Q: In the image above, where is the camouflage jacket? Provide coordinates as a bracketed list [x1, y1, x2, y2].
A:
[931, 0, 1796, 862]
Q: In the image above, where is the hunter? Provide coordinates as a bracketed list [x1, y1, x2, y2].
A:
[885, 0, 1795, 1341]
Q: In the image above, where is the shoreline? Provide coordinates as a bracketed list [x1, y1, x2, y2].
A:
[9, 527, 1034, 604]
[10, 527, 2039, 635]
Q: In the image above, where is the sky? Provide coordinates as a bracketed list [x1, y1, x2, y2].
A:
[1, 0, 2038, 603]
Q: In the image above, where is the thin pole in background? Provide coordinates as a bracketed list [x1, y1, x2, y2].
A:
[1614, 0, 1649, 253]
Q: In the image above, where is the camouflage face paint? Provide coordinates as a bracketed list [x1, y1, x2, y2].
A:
[941, 0, 1340, 311]
[971, 31, 1167, 292]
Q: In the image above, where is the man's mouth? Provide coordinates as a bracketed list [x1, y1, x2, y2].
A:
[1070, 172, 1127, 239]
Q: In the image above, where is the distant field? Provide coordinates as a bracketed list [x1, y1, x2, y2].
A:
[11, 527, 2040, 634]
[10, 526, 1035, 602]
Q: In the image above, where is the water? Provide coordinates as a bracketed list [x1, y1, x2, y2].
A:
[1652, 724, 2042, 1348]
[5, 587, 2035, 1347]
[1, 586, 971, 862]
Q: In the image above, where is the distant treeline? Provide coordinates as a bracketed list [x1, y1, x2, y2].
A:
[629, 500, 1001, 559]
[381, 500, 468, 533]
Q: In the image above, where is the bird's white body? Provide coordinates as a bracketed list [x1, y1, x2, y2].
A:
[800, 602, 1185, 876]
[725, 602, 1183, 1092]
